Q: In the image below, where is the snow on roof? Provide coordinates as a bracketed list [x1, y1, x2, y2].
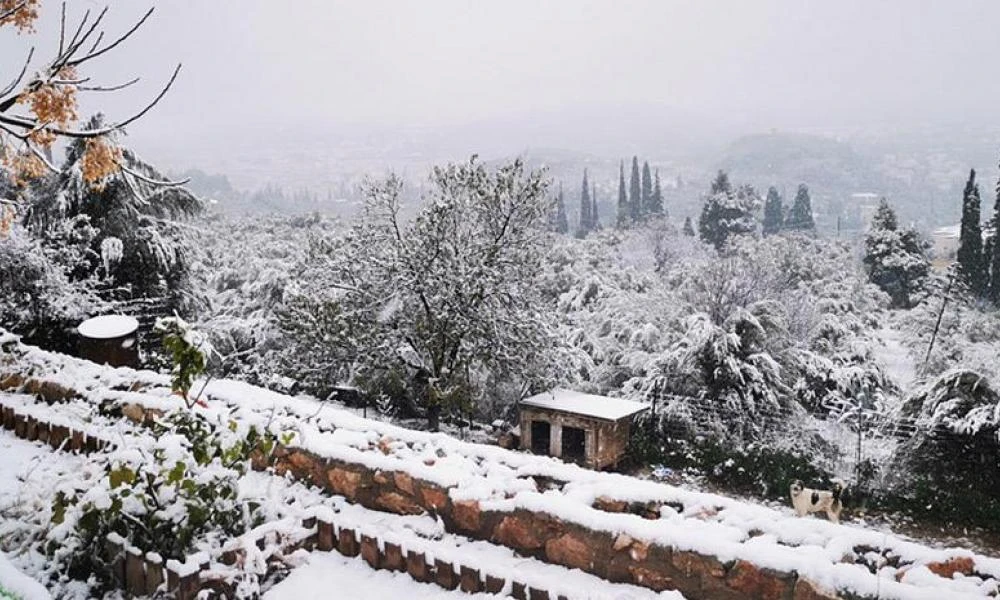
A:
[77, 315, 138, 339]
[932, 225, 960, 239]
[520, 388, 649, 421]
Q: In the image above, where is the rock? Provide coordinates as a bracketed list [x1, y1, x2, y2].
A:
[926, 556, 975, 579]
[629, 540, 650, 562]
[793, 578, 841, 600]
[452, 500, 481, 532]
[419, 484, 449, 512]
[627, 566, 675, 592]
[377, 436, 394, 455]
[375, 492, 424, 515]
[613, 534, 634, 552]
[494, 515, 543, 551]
[122, 403, 146, 423]
[545, 533, 594, 571]
[672, 551, 725, 579]
[594, 496, 628, 513]
[327, 467, 361, 499]
[394, 471, 415, 495]
[725, 560, 793, 600]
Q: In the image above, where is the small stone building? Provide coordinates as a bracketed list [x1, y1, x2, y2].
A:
[519, 388, 649, 470]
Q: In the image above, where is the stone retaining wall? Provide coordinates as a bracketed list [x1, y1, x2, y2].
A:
[260, 445, 839, 600]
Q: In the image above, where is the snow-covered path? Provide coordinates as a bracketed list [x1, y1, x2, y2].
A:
[264, 552, 498, 600]
[875, 325, 918, 393]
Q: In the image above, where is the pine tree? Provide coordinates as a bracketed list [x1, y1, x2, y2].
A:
[683, 216, 695, 236]
[617, 161, 629, 228]
[629, 156, 641, 222]
[990, 163, 1000, 304]
[579, 169, 592, 234]
[649, 168, 664, 215]
[784, 183, 815, 232]
[591, 184, 600, 230]
[762, 186, 783, 236]
[641, 161, 653, 216]
[958, 169, 988, 296]
[863, 198, 929, 308]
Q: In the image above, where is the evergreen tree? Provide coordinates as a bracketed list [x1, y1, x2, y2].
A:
[698, 172, 758, 251]
[784, 183, 815, 232]
[762, 186, 783, 236]
[551, 185, 569, 234]
[649, 168, 664, 215]
[617, 161, 629, 228]
[683, 216, 695, 236]
[591, 184, 600, 230]
[990, 163, 1000, 304]
[629, 156, 641, 222]
[579, 169, 592, 234]
[641, 161, 653, 216]
[863, 198, 929, 309]
[957, 169, 988, 296]
[710, 170, 731, 195]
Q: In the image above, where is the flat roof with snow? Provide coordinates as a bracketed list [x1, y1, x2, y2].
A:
[520, 388, 649, 421]
[77, 315, 138, 339]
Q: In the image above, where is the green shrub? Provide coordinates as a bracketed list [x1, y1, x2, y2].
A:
[47, 410, 272, 593]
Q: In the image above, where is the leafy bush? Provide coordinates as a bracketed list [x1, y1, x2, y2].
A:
[46, 410, 271, 593]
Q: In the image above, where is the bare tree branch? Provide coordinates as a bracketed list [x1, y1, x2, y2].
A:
[67, 7, 154, 68]
[0, 47, 33, 98]
[79, 77, 139, 93]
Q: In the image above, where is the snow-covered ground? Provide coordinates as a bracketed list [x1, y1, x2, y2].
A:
[875, 325, 918, 393]
[0, 431, 56, 600]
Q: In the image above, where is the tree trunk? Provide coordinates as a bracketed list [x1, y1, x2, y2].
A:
[427, 402, 441, 432]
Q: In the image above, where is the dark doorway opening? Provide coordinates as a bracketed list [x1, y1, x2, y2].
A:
[531, 420, 551, 455]
[562, 426, 586, 463]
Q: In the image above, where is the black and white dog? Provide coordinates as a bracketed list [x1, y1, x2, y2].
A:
[789, 479, 846, 523]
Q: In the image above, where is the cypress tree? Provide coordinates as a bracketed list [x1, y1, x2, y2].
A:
[683, 216, 695, 236]
[617, 161, 629, 228]
[591, 184, 599, 230]
[990, 163, 1000, 304]
[762, 186, 783, 236]
[554, 184, 568, 234]
[958, 169, 988, 296]
[784, 183, 815, 232]
[629, 156, 641, 222]
[649, 168, 664, 214]
[641, 161, 653, 216]
[579, 169, 592, 234]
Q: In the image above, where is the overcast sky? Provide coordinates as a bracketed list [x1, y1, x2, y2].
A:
[4, 1, 999, 149]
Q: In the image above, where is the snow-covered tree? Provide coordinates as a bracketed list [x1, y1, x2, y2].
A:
[863, 199, 929, 309]
[578, 170, 591, 235]
[23, 119, 201, 304]
[280, 158, 566, 429]
[958, 169, 988, 297]
[989, 164, 1000, 305]
[552, 184, 569, 234]
[629, 156, 641, 222]
[641, 161, 653, 216]
[784, 184, 815, 233]
[683, 216, 695, 236]
[698, 171, 759, 252]
[762, 186, 784, 236]
[616, 161, 628, 228]
[649, 168, 665, 215]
